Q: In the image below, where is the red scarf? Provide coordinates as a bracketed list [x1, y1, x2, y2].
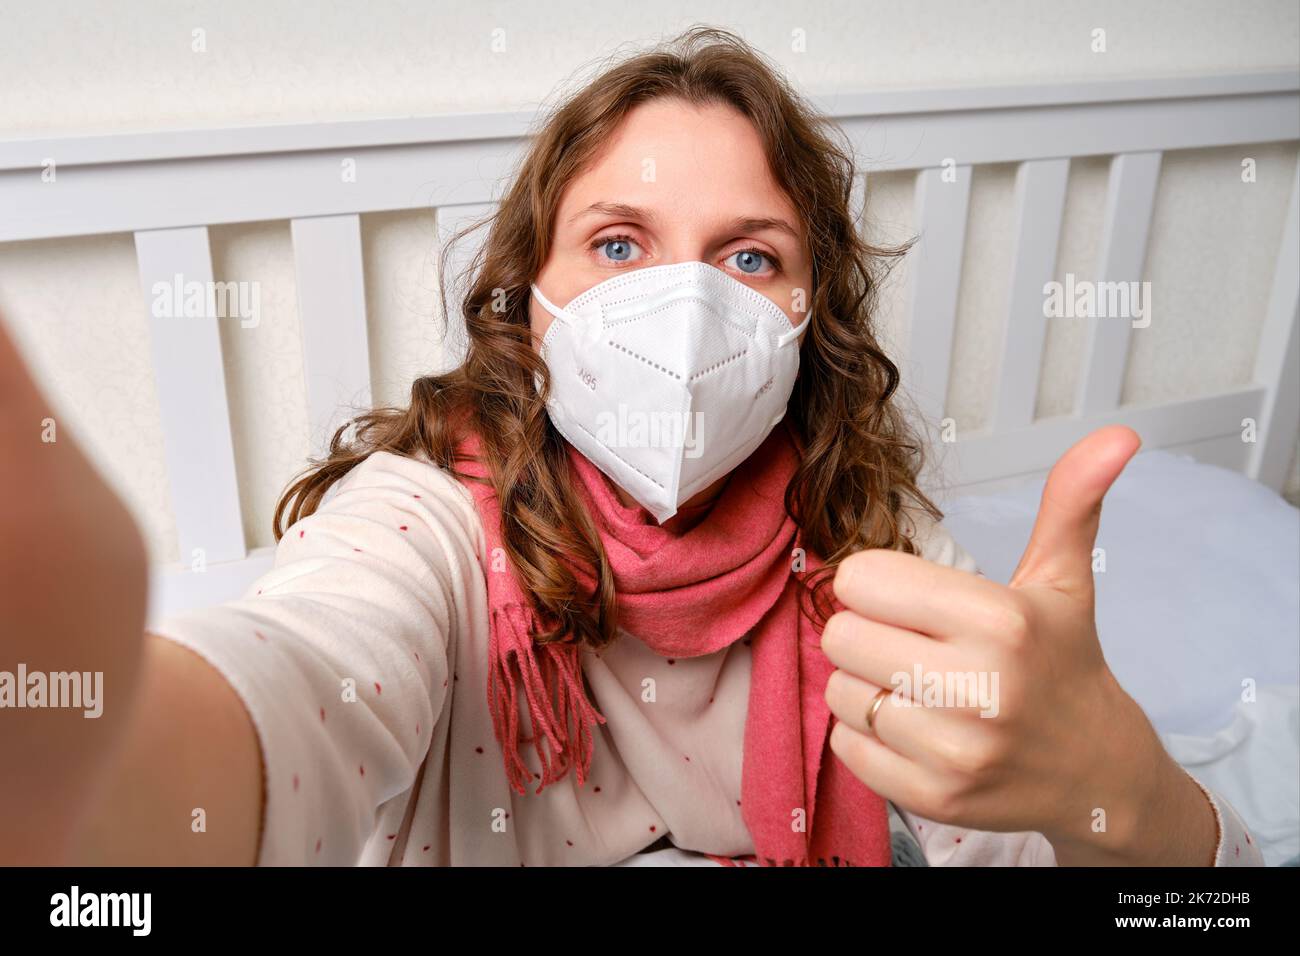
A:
[453, 422, 892, 866]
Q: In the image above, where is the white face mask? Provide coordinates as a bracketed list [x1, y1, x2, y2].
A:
[532, 260, 810, 524]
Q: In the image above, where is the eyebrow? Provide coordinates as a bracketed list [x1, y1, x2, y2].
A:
[568, 201, 801, 241]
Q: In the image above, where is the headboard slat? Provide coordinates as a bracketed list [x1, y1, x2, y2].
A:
[290, 214, 373, 456]
[993, 157, 1071, 431]
[1077, 150, 1163, 416]
[904, 164, 972, 428]
[1249, 161, 1300, 488]
[133, 226, 247, 565]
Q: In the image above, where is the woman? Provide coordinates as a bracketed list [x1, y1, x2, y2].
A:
[0, 27, 1261, 866]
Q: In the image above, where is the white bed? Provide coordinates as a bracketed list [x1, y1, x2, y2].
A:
[1, 70, 1296, 864]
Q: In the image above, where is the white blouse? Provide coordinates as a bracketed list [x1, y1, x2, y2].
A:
[149, 449, 1265, 866]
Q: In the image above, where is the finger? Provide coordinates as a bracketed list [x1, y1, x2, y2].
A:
[832, 548, 1014, 642]
[1009, 425, 1141, 596]
[820, 610, 967, 701]
[828, 716, 946, 815]
[825, 669, 989, 770]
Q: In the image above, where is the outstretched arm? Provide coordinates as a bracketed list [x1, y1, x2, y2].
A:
[0, 313, 263, 865]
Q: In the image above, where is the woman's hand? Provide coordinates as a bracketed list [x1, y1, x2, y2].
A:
[0, 313, 150, 862]
[822, 426, 1219, 865]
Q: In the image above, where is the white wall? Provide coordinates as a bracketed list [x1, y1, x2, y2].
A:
[1, 0, 1297, 563]
[2, 0, 1298, 135]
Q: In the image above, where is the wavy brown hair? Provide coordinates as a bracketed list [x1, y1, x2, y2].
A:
[274, 25, 940, 652]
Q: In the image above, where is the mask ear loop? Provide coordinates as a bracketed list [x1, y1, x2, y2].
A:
[776, 311, 812, 348]
[533, 282, 603, 347]
[530, 282, 569, 322]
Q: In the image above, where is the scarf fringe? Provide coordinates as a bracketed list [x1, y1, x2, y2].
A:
[759, 855, 865, 867]
[487, 603, 608, 795]
[705, 854, 870, 867]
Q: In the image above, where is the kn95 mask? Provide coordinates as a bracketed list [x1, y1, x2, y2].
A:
[531, 260, 810, 524]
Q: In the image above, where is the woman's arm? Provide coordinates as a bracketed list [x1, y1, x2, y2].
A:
[69, 635, 264, 865]
[0, 314, 263, 865]
[133, 448, 478, 866]
[70, 443, 480, 866]
[0, 313, 482, 867]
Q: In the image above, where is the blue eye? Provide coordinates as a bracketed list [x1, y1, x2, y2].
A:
[602, 238, 633, 260]
[591, 234, 641, 263]
[730, 249, 772, 275]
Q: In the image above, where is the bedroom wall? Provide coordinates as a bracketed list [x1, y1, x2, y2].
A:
[1, 0, 1297, 561]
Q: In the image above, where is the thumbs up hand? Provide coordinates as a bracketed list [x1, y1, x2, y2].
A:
[822, 426, 1219, 865]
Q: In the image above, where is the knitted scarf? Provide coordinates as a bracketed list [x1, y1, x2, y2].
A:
[453, 421, 892, 866]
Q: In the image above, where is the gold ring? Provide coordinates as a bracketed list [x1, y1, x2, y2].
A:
[865, 687, 891, 735]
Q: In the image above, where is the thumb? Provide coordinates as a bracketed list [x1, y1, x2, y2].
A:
[1008, 425, 1141, 597]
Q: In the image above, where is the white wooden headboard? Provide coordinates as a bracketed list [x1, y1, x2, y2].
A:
[1, 71, 1296, 621]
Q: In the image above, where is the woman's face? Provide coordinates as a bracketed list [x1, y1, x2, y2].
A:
[531, 96, 812, 516]
[532, 96, 812, 343]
